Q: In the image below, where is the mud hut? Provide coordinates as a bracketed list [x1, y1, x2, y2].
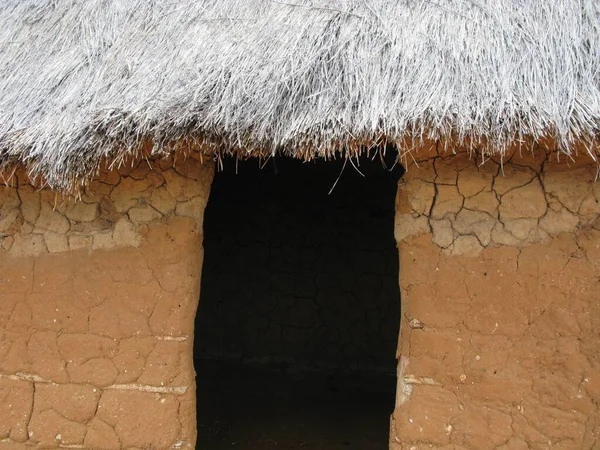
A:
[0, 1, 599, 449]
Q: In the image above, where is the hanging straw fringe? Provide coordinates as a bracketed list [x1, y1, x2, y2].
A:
[0, 0, 599, 190]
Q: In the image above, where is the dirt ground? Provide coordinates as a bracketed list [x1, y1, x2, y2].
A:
[196, 360, 396, 449]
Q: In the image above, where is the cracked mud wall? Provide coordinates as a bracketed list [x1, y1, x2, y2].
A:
[391, 146, 600, 449]
[0, 153, 214, 450]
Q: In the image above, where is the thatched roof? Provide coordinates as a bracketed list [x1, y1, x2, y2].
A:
[1, 1, 599, 189]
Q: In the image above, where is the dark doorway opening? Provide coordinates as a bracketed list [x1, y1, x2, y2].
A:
[195, 155, 402, 449]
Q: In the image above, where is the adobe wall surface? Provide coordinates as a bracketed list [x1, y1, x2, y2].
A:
[392, 148, 600, 449]
[0, 154, 214, 449]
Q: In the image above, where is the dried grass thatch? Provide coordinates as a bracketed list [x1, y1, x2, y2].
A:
[1, 0, 599, 189]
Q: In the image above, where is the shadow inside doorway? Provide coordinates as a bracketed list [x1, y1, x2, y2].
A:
[195, 155, 403, 449]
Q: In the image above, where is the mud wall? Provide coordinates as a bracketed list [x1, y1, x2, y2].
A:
[196, 158, 400, 373]
[0, 154, 214, 450]
[392, 147, 600, 449]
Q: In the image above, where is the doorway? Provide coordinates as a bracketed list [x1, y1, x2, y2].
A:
[195, 155, 402, 449]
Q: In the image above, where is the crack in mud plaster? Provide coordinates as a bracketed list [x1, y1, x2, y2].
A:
[394, 148, 600, 448]
[0, 156, 212, 450]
